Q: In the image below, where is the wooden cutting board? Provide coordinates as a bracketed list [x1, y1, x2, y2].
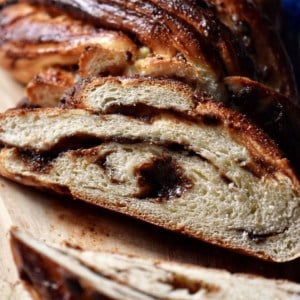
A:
[0, 68, 299, 291]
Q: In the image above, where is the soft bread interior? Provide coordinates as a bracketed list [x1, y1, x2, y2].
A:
[0, 108, 299, 261]
[11, 230, 153, 300]
[11, 229, 300, 300]
[65, 77, 199, 112]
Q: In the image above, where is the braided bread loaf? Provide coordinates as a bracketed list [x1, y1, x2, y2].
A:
[0, 1, 299, 262]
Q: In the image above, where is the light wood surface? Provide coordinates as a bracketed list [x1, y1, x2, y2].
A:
[0, 68, 299, 295]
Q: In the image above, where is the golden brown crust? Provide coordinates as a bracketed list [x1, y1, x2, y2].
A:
[27, 0, 226, 99]
[226, 76, 300, 177]
[206, 0, 297, 99]
[0, 3, 138, 83]
[148, 0, 256, 77]
[26, 68, 75, 107]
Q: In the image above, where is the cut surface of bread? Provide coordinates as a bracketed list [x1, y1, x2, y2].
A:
[64, 76, 300, 177]
[0, 105, 299, 262]
[63, 77, 201, 113]
[11, 229, 300, 300]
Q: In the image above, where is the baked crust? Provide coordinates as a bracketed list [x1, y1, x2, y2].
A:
[0, 3, 138, 83]
[206, 0, 297, 99]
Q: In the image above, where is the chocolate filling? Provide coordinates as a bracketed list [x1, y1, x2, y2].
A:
[92, 102, 225, 131]
[162, 273, 219, 294]
[17, 134, 104, 173]
[13, 136, 201, 173]
[220, 172, 235, 185]
[13, 238, 119, 300]
[202, 114, 222, 126]
[236, 227, 288, 244]
[14, 241, 64, 299]
[18, 149, 57, 173]
[96, 102, 221, 126]
[135, 156, 193, 200]
[13, 135, 239, 195]
[64, 277, 84, 297]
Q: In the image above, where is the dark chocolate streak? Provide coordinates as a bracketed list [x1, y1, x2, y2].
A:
[64, 100, 223, 127]
[100, 103, 204, 125]
[135, 156, 193, 200]
[161, 273, 219, 294]
[13, 238, 118, 300]
[14, 136, 238, 200]
[235, 227, 288, 244]
[17, 134, 104, 173]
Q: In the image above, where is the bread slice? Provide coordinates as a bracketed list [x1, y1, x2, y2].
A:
[11, 229, 300, 300]
[64, 76, 300, 177]
[63, 77, 201, 112]
[0, 101, 299, 262]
